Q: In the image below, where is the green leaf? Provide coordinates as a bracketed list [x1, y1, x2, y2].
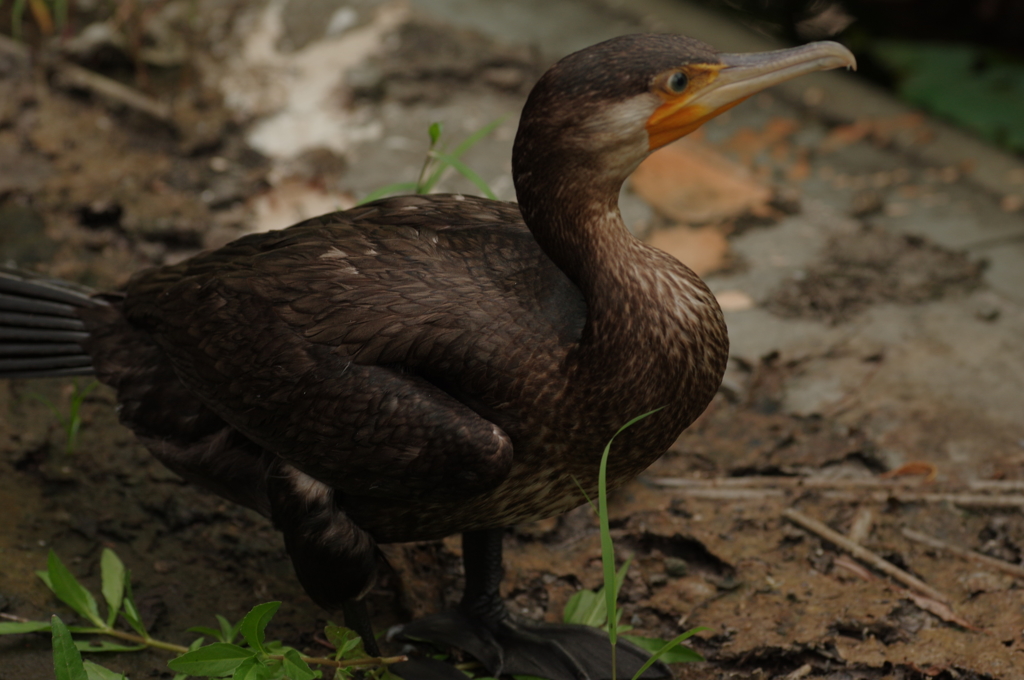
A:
[231, 656, 272, 680]
[73, 640, 147, 653]
[324, 625, 365, 659]
[188, 626, 223, 640]
[172, 637, 207, 680]
[46, 551, 105, 627]
[218, 613, 242, 644]
[83, 660, 128, 680]
[168, 642, 255, 676]
[52, 615, 89, 680]
[282, 648, 317, 680]
[100, 549, 126, 628]
[238, 601, 281, 655]
[0, 620, 53, 634]
[119, 573, 146, 638]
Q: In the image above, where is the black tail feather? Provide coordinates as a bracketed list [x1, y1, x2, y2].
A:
[0, 269, 103, 379]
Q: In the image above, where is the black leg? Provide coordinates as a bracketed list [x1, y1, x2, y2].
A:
[394, 527, 674, 680]
[343, 600, 381, 657]
[459, 528, 509, 625]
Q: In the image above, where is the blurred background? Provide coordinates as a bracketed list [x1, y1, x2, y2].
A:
[4, 0, 1023, 155]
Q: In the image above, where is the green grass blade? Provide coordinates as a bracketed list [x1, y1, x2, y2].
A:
[598, 434, 617, 650]
[562, 589, 606, 627]
[11, 0, 27, 39]
[430, 152, 496, 199]
[54, 0, 69, 32]
[570, 475, 598, 514]
[358, 182, 419, 205]
[29, 393, 66, 428]
[100, 549, 125, 627]
[47, 551, 105, 627]
[0, 620, 52, 634]
[421, 118, 503, 193]
[449, 117, 505, 159]
[598, 408, 664, 675]
[52, 615, 89, 680]
[627, 627, 709, 679]
[238, 601, 280, 655]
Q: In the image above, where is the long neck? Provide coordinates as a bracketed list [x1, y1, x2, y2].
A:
[514, 152, 726, 375]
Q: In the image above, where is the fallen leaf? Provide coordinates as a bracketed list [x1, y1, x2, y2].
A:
[714, 289, 755, 311]
[646, 225, 730, 276]
[631, 137, 772, 224]
[880, 461, 938, 482]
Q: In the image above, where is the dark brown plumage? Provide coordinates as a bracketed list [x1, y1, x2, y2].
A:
[0, 33, 855, 679]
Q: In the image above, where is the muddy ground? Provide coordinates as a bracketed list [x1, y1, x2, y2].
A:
[3, 1, 1024, 679]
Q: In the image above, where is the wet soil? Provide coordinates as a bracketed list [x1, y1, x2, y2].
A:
[3, 4, 1024, 680]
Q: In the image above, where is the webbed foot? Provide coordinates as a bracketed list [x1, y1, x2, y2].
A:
[394, 610, 671, 680]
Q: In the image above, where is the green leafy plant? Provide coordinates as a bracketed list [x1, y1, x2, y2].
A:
[358, 119, 503, 205]
[29, 379, 99, 454]
[563, 410, 707, 679]
[3, 413, 708, 680]
[0, 548, 406, 680]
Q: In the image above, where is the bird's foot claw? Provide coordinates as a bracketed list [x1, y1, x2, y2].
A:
[391, 611, 672, 680]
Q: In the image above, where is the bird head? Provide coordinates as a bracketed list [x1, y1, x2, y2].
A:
[513, 34, 856, 188]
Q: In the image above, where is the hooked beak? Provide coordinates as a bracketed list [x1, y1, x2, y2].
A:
[646, 41, 857, 150]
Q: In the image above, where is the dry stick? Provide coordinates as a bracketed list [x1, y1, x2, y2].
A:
[0, 34, 172, 123]
[902, 528, 1024, 579]
[782, 507, 951, 604]
[822, 491, 1024, 508]
[650, 476, 925, 489]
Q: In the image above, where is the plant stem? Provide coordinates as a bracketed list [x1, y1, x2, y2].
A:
[75, 626, 406, 668]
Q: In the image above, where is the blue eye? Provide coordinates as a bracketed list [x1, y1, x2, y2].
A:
[668, 72, 688, 93]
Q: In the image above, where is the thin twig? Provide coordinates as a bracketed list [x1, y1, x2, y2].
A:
[0, 613, 32, 623]
[821, 491, 1024, 508]
[649, 476, 924, 489]
[671, 488, 785, 500]
[0, 33, 172, 123]
[902, 528, 1024, 579]
[968, 480, 1024, 492]
[22, 621, 406, 669]
[782, 507, 951, 604]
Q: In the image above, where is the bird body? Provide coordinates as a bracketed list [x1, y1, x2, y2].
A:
[1, 32, 856, 678]
[83, 191, 726, 543]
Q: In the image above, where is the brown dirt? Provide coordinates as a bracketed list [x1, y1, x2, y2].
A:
[2, 10, 1024, 680]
